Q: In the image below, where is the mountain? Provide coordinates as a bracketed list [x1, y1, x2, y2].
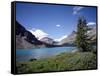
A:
[16, 21, 46, 49]
[29, 28, 57, 45]
[16, 21, 96, 48]
[55, 35, 68, 42]
[29, 28, 48, 40]
[16, 21, 58, 48]
[59, 31, 76, 45]
[60, 25, 96, 45]
[39, 37, 54, 44]
[87, 25, 96, 44]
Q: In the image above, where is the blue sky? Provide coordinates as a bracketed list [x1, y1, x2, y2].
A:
[16, 2, 97, 40]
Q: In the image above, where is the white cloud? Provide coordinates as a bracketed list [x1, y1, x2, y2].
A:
[87, 22, 96, 26]
[56, 24, 61, 27]
[29, 28, 49, 40]
[55, 35, 67, 42]
[73, 6, 84, 15]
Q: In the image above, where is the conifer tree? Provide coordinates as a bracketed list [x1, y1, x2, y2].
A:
[75, 17, 92, 52]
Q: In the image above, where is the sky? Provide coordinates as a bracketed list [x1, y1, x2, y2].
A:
[16, 2, 97, 40]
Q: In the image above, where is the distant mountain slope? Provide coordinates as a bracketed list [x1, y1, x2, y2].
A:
[87, 25, 96, 44]
[60, 31, 76, 45]
[60, 25, 96, 45]
[40, 37, 54, 44]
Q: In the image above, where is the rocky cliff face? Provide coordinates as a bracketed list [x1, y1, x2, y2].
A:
[87, 25, 96, 44]
[16, 35, 36, 49]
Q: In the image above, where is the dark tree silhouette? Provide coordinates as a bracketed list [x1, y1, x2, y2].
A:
[75, 17, 92, 52]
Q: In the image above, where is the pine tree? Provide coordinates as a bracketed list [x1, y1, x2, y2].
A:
[75, 17, 92, 52]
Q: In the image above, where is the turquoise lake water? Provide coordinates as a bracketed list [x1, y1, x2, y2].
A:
[16, 47, 76, 61]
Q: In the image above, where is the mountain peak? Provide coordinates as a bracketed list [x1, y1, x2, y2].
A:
[29, 28, 49, 40]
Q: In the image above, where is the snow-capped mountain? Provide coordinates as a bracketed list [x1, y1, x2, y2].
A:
[29, 28, 48, 40]
[29, 28, 55, 45]
[16, 21, 45, 49]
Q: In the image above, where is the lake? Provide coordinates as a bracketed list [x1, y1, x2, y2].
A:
[16, 47, 76, 62]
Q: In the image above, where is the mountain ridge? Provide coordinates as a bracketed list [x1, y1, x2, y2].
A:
[16, 21, 96, 48]
[59, 25, 96, 45]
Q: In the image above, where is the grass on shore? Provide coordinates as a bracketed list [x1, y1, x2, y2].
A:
[16, 51, 97, 74]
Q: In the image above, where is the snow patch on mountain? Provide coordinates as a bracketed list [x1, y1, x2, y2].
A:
[55, 35, 68, 42]
[29, 28, 49, 40]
